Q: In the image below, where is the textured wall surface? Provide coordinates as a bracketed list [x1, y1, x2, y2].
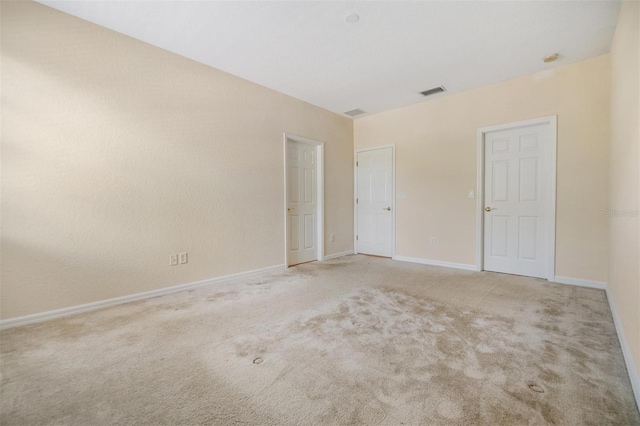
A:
[355, 55, 611, 282]
[1, 1, 354, 319]
[608, 0, 640, 387]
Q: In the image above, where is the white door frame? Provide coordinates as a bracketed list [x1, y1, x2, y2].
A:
[475, 115, 557, 280]
[284, 133, 324, 267]
[354, 145, 396, 257]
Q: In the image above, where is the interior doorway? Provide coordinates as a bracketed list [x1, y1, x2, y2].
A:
[476, 116, 557, 280]
[355, 146, 395, 258]
[284, 134, 324, 266]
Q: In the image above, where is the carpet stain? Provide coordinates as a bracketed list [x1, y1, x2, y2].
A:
[1, 255, 638, 425]
[230, 286, 638, 425]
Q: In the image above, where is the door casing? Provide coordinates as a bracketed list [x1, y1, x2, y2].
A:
[475, 115, 557, 281]
[354, 145, 396, 257]
[284, 133, 324, 267]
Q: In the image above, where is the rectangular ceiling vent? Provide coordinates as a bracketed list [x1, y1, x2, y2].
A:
[420, 86, 446, 97]
[344, 108, 366, 117]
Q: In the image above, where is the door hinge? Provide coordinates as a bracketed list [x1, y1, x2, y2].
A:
[356, 235, 358, 241]
[356, 198, 358, 204]
[356, 161, 358, 166]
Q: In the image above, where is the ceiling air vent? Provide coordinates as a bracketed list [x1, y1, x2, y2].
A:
[420, 86, 446, 97]
[344, 108, 366, 117]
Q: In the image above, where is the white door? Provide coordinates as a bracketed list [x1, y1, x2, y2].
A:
[483, 122, 553, 278]
[287, 140, 317, 265]
[357, 147, 393, 257]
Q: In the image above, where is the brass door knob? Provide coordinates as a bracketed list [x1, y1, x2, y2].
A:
[287, 207, 294, 211]
[383, 207, 391, 211]
[485, 206, 496, 212]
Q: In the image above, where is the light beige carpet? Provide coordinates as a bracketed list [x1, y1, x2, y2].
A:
[1, 255, 638, 425]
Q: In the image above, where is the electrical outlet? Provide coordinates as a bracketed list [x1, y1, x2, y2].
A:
[179, 252, 188, 264]
[170, 254, 178, 266]
[329, 234, 335, 242]
[430, 237, 436, 245]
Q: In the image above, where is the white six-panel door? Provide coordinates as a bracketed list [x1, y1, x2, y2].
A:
[357, 147, 393, 257]
[287, 139, 318, 266]
[483, 122, 552, 278]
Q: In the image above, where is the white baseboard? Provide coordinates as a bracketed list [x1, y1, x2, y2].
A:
[605, 286, 640, 409]
[553, 276, 608, 290]
[324, 250, 354, 260]
[392, 255, 476, 271]
[0, 264, 285, 330]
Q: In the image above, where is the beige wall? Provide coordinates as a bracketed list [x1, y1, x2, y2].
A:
[0, 2, 354, 319]
[355, 55, 611, 282]
[609, 0, 640, 391]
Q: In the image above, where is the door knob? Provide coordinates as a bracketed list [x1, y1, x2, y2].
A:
[383, 207, 391, 211]
[287, 207, 294, 211]
[485, 206, 496, 212]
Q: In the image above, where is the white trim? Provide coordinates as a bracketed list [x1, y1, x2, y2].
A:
[354, 153, 358, 253]
[553, 276, 607, 290]
[605, 286, 640, 408]
[323, 250, 354, 260]
[475, 135, 485, 272]
[0, 264, 286, 330]
[393, 255, 476, 271]
[476, 115, 558, 281]
[284, 133, 324, 266]
[354, 145, 396, 257]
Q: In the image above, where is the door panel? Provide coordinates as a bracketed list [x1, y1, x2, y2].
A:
[483, 123, 551, 278]
[287, 140, 317, 265]
[304, 214, 314, 249]
[289, 215, 300, 251]
[492, 161, 509, 201]
[357, 147, 393, 257]
[289, 167, 300, 203]
[490, 215, 509, 257]
[519, 158, 538, 201]
[518, 216, 537, 260]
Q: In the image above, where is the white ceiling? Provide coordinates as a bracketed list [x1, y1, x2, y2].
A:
[38, 0, 621, 117]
